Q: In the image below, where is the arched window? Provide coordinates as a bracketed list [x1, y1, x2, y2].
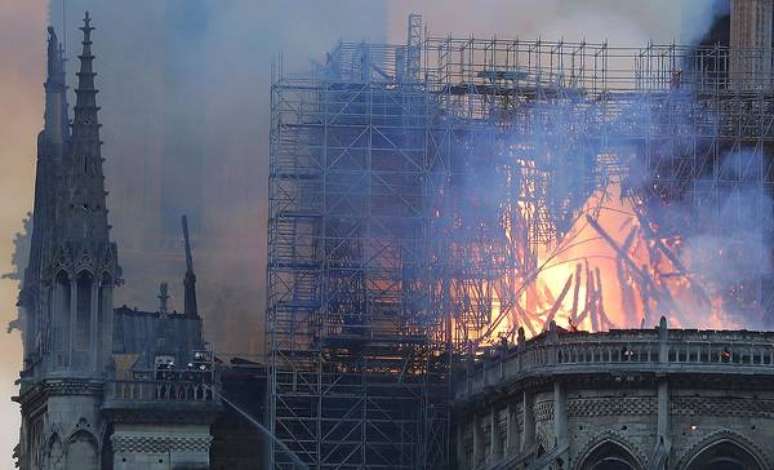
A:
[580, 441, 641, 470]
[686, 441, 763, 470]
[46, 434, 64, 470]
[27, 419, 43, 469]
[54, 271, 71, 367]
[97, 273, 112, 369]
[66, 430, 98, 470]
[76, 271, 94, 355]
[100, 425, 114, 470]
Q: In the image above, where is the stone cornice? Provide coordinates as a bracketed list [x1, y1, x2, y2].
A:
[16, 378, 104, 412]
[454, 370, 774, 414]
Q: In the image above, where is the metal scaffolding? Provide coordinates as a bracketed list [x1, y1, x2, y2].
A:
[268, 16, 774, 469]
[268, 15, 446, 469]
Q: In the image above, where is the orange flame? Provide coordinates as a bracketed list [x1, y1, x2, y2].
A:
[482, 181, 740, 346]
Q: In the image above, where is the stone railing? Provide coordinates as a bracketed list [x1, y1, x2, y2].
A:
[106, 379, 217, 403]
[105, 349, 220, 405]
[456, 318, 774, 400]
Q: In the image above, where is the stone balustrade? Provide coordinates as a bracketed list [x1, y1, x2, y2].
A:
[106, 379, 217, 403]
[457, 320, 774, 401]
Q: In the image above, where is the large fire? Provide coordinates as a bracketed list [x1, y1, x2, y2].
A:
[478, 180, 742, 346]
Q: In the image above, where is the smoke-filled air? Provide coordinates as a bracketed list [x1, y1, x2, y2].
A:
[441, 96, 773, 347]
[0, 0, 732, 357]
[31, 0, 391, 357]
[0, 0, 765, 468]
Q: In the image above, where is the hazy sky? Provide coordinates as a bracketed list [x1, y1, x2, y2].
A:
[40, 0, 390, 357]
[0, 1, 726, 468]
[0, 0, 46, 465]
[388, 0, 727, 44]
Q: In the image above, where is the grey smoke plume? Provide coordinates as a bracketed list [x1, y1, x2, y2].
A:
[0, 3, 734, 468]
[448, 85, 774, 332]
[40, 0, 733, 355]
[48, 0, 387, 355]
[390, 0, 729, 46]
[678, 152, 773, 329]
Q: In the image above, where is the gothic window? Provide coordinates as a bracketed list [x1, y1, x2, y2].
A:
[46, 434, 64, 470]
[66, 431, 98, 470]
[580, 441, 641, 470]
[97, 273, 112, 368]
[76, 271, 93, 354]
[26, 418, 43, 469]
[54, 271, 70, 367]
[686, 441, 763, 470]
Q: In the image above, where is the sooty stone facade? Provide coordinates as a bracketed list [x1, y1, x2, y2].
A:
[15, 14, 220, 470]
[453, 318, 774, 469]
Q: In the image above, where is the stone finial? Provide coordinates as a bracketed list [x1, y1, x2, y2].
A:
[658, 316, 669, 363]
[81, 11, 93, 33]
[43, 25, 68, 145]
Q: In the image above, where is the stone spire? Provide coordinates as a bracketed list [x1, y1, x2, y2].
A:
[62, 11, 111, 242]
[182, 215, 199, 318]
[43, 26, 69, 150]
[42, 11, 120, 374]
[18, 15, 128, 470]
[73, 12, 98, 136]
[32, 24, 68, 249]
[20, 26, 70, 370]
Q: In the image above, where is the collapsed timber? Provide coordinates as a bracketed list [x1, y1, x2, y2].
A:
[267, 15, 774, 469]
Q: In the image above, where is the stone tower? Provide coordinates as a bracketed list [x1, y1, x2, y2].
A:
[16, 12, 120, 470]
[730, 0, 774, 88]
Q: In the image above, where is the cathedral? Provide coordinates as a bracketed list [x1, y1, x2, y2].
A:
[14, 6, 774, 470]
[13, 13, 240, 470]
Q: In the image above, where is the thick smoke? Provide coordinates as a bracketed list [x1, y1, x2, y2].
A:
[0, 2, 738, 466]
[678, 152, 774, 329]
[48, 0, 388, 356]
[389, 0, 729, 46]
[39, 1, 738, 355]
[447, 82, 774, 335]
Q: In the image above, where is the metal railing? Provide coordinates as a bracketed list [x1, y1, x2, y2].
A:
[105, 349, 219, 404]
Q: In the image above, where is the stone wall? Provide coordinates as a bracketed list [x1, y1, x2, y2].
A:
[456, 383, 774, 469]
[452, 323, 774, 469]
[111, 424, 212, 470]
